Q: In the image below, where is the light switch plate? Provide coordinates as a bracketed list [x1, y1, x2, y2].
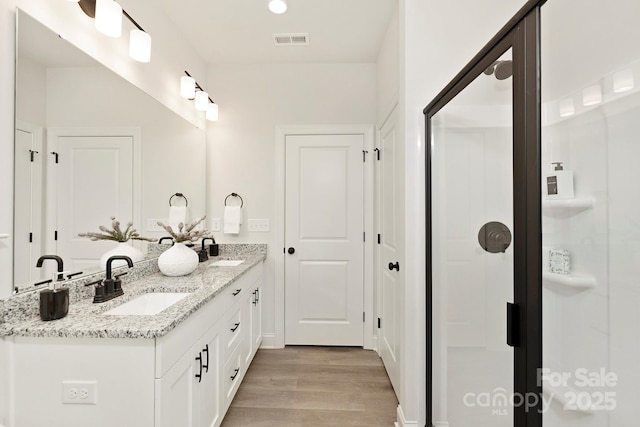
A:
[62, 381, 97, 404]
[210, 218, 221, 232]
[247, 219, 270, 232]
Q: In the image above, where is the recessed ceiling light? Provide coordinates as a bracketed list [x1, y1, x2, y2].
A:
[268, 0, 287, 14]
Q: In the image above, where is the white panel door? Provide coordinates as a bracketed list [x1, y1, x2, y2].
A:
[285, 134, 364, 346]
[14, 124, 44, 285]
[54, 136, 134, 272]
[377, 107, 402, 393]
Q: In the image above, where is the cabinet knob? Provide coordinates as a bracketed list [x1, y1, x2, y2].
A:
[287, 247, 295, 254]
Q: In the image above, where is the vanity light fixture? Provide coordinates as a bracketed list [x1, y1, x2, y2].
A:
[613, 69, 634, 93]
[182, 71, 219, 121]
[195, 91, 209, 111]
[268, 0, 288, 14]
[95, 0, 122, 38]
[582, 84, 602, 106]
[75, 0, 152, 63]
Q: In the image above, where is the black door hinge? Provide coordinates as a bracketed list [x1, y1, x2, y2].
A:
[377, 234, 381, 244]
[54, 230, 58, 241]
[363, 232, 366, 242]
[377, 318, 381, 329]
[29, 232, 33, 243]
[363, 312, 365, 322]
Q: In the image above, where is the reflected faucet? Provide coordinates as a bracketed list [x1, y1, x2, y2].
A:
[36, 255, 64, 281]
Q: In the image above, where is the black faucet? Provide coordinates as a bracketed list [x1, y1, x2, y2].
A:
[158, 236, 175, 246]
[96, 255, 134, 302]
[36, 255, 64, 281]
[202, 236, 218, 256]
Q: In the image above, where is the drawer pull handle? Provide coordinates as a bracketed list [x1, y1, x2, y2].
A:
[230, 368, 240, 381]
[232, 289, 241, 296]
[195, 352, 203, 383]
[202, 344, 209, 373]
[252, 290, 257, 305]
[230, 322, 240, 332]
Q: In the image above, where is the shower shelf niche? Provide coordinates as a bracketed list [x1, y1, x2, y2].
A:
[542, 197, 594, 217]
[543, 271, 597, 291]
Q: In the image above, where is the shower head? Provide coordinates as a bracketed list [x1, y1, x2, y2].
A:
[483, 60, 512, 80]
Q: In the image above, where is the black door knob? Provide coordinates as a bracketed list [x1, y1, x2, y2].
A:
[388, 262, 399, 271]
[288, 247, 295, 254]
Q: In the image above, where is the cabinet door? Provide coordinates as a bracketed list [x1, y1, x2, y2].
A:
[251, 283, 262, 354]
[155, 344, 199, 427]
[198, 325, 221, 427]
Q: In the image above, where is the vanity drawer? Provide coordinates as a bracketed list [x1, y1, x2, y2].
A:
[224, 305, 244, 359]
[223, 347, 244, 408]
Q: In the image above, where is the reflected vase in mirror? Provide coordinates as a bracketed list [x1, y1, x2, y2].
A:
[157, 242, 199, 276]
[99, 242, 144, 270]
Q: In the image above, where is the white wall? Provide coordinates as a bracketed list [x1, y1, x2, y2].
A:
[205, 62, 376, 344]
[400, 0, 526, 424]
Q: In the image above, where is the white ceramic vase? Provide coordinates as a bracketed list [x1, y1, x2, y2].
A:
[158, 242, 199, 276]
[100, 242, 144, 269]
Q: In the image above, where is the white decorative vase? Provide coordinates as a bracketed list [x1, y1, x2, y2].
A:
[158, 242, 199, 277]
[100, 242, 144, 269]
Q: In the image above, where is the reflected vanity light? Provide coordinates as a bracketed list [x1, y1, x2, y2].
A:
[129, 29, 151, 63]
[180, 76, 196, 99]
[95, 0, 122, 38]
[182, 71, 219, 121]
[195, 91, 209, 111]
[206, 103, 219, 122]
[613, 69, 634, 93]
[559, 98, 575, 117]
[582, 84, 602, 106]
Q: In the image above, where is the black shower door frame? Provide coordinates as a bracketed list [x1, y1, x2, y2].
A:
[424, 1, 546, 426]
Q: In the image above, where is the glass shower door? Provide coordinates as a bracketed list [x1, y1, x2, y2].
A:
[430, 49, 515, 426]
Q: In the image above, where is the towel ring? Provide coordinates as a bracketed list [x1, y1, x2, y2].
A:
[169, 192, 188, 207]
[224, 192, 243, 208]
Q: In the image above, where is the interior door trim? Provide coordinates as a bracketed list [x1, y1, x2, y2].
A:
[273, 124, 375, 350]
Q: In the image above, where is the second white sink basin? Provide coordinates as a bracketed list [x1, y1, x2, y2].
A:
[209, 260, 244, 267]
[103, 293, 190, 316]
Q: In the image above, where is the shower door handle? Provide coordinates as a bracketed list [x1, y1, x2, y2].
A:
[506, 302, 519, 347]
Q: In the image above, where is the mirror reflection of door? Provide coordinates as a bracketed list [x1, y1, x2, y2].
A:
[50, 131, 135, 273]
[14, 122, 44, 284]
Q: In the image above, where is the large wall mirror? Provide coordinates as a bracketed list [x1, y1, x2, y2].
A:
[13, 9, 206, 293]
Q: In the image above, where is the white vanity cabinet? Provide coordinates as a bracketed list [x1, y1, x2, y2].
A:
[8, 261, 264, 427]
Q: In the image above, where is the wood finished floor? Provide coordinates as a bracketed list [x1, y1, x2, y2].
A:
[221, 346, 398, 427]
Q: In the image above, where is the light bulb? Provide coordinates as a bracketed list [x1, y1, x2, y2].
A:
[180, 76, 195, 99]
[268, 0, 287, 14]
[613, 69, 634, 93]
[206, 103, 219, 121]
[195, 91, 209, 111]
[129, 29, 151, 63]
[582, 85, 602, 106]
[95, 0, 122, 38]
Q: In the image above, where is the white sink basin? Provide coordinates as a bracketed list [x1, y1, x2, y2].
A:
[103, 293, 190, 316]
[209, 260, 244, 267]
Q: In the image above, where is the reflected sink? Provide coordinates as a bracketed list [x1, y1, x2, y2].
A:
[209, 260, 244, 267]
[103, 293, 190, 316]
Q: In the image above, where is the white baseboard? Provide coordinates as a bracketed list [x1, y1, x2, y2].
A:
[395, 405, 419, 427]
[259, 333, 283, 349]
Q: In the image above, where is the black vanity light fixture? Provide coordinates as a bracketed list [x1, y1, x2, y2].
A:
[69, 0, 152, 63]
[180, 71, 219, 122]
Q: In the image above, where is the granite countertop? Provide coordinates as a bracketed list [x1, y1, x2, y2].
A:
[0, 244, 267, 339]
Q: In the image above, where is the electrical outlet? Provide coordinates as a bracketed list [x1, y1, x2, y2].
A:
[210, 218, 221, 232]
[62, 381, 97, 404]
[247, 219, 270, 232]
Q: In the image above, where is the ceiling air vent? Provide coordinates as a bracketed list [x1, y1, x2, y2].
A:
[273, 33, 309, 46]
